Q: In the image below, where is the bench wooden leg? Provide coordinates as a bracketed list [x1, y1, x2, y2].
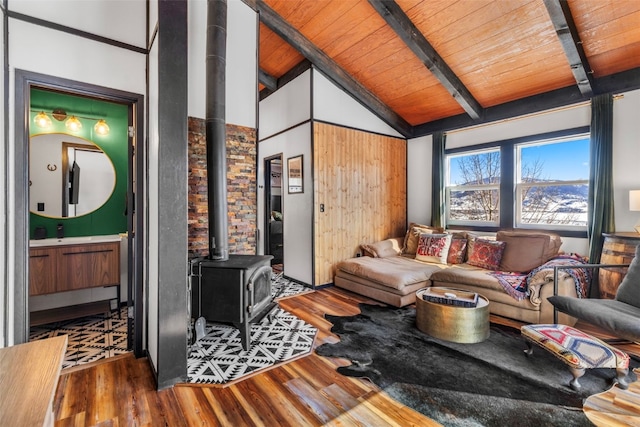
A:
[569, 367, 585, 391]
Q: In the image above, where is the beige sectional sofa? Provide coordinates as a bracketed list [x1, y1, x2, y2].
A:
[334, 227, 586, 325]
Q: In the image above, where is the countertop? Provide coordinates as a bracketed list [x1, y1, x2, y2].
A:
[30, 234, 122, 247]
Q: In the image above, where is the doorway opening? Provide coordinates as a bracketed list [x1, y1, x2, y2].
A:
[265, 155, 283, 272]
[14, 70, 145, 363]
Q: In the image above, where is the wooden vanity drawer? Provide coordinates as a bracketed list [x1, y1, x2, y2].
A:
[29, 247, 58, 296]
[29, 241, 120, 295]
[58, 242, 120, 290]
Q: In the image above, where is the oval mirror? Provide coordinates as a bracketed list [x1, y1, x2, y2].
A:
[29, 134, 116, 218]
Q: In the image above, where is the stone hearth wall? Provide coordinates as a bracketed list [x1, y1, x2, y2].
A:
[188, 117, 257, 257]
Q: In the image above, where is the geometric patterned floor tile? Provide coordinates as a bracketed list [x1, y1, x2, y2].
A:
[29, 307, 129, 370]
[271, 273, 313, 300]
[187, 306, 317, 385]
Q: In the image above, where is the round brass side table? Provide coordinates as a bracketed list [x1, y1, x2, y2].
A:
[415, 287, 490, 344]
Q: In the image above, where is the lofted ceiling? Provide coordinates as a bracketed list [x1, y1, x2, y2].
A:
[245, 0, 640, 138]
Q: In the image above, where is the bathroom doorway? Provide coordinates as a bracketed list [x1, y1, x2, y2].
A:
[265, 155, 283, 271]
[14, 70, 145, 362]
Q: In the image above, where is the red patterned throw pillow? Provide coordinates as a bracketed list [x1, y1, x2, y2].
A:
[415, 233, 452, 264]
[467, 238, 506, 270]
[447, 238, 468, 264]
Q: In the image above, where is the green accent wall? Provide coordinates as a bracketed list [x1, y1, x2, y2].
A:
[29, 88, 128, 239]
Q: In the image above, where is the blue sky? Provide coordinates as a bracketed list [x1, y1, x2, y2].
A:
[449, 137, 590, 184]
[520, 138, 589, 181]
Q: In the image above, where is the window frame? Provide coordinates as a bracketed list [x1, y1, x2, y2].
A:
[444, 126, 590, 238]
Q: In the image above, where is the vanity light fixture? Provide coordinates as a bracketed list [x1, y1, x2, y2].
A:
[94, 119, 110, 135]
[34, 111, 52, 128]
[31, 107, 109, 135]
[65, 115, 83, 132]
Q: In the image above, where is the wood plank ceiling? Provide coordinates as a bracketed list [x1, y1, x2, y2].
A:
[251, 0, 640, 137]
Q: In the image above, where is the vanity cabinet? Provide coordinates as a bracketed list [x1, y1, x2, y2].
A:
[29, 241, 120, 296]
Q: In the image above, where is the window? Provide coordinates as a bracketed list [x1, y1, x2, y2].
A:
[447, 149, 501, 226]
[516, 137, 589, 229]
[445, 128, 590, 235]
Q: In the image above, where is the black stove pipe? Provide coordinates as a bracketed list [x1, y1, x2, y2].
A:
[205, 0, 229, 261]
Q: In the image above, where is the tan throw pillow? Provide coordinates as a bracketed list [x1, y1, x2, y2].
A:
[360, 238, 402, 258]
[415, 233, 452, 264]
[497, 230, 562, 272]
[401, 223, 444, 255]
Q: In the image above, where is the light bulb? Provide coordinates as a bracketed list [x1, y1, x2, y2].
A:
[65, 116, 82, 132]
[34, 111, 52, 128]
[94, 119, 110, 135]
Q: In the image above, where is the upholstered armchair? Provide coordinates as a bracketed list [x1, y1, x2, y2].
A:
[548, 245, 640, 343]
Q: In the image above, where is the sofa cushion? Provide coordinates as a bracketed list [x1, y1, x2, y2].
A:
[616, 244, 640, 307]
[402, 223, 444, 255]
[497, 230, 562, 272]
[360, 237, 403, 258]
[415, 233, 452, 264]
[336, 256, 445, 291]
[467, 238, 506, 270]
[447, 238, 468, 264]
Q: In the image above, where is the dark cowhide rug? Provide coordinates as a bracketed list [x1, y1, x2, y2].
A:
[315, 304, 638, 427]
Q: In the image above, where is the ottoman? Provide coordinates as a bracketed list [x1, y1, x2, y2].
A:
[521, 324, 630, 391]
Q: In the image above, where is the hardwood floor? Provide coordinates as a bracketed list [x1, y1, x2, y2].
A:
[53, 286, 640, 426]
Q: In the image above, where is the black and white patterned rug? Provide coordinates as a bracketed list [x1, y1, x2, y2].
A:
[30, 308, 129, 369]
[271, 272, 313, 300]
[188, 275, 317, 385]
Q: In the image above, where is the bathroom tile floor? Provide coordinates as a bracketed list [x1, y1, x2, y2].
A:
[29, 307, 129, 370]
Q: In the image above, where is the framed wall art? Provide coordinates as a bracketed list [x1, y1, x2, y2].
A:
[287, 155, 303, 194]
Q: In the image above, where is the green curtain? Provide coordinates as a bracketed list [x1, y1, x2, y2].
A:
[431, 131, 446, 229]
[587, 93, 615, 298]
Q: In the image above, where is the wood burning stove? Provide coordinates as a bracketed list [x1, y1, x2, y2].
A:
[187, 0, 275, 352]
[190, 254, 273, 350]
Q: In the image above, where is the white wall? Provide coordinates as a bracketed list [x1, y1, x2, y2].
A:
[3, 2, 147, 346]
[313, 70, 402, 138]
[407, 91, 640, 255]
[257, 123, 313, 285]
[259, 70, 311, 139]
[612, 89, 640, 231]
[407, 135, 432, 226]
[9, 20, 146, 96]
[9, 0, 146, 48]
[188, 0, 257, 127]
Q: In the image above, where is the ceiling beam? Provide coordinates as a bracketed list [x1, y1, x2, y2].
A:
[413, 67, 640, 137]
[243, 0, 413, 137]
[368, 0, 483, 120]
[543, 0, 594, 97]
[258, 68, 278, 92]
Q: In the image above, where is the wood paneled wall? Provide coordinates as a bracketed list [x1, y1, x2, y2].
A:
[313, 122, 407, 285]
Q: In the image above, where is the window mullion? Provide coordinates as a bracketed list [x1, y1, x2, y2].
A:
[500, 143, 514, 228]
